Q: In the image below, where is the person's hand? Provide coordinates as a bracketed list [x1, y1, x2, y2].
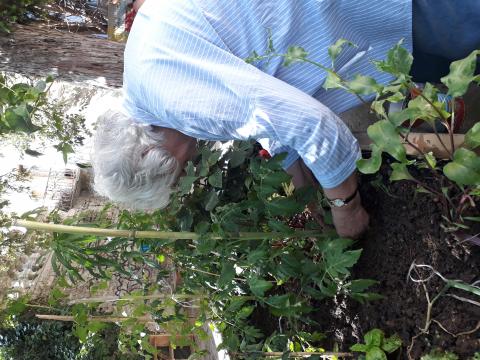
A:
[331, 192, 369, 239]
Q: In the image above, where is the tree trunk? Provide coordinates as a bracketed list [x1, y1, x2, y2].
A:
[0, 24, 124, 87]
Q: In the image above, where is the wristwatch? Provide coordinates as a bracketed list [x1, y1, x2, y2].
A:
[327, 188, 358, 208]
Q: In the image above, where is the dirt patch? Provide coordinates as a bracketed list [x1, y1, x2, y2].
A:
[313, 167, 480, 358]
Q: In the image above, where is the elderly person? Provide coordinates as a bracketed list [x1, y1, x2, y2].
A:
[92, 0, 480, 239]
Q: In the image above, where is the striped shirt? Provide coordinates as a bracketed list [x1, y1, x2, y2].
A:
[123, 0, 412, 188]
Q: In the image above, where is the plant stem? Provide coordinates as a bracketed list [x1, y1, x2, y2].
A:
[15, 220, 324, 241]
[414, 89, 453, 159]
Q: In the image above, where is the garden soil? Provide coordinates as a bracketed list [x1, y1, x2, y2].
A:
[313, 168, 480, 358]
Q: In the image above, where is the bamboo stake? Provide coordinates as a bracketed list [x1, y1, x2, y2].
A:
[68, 293, 206, 305]
[35, 314, 151, 323]
[234, 351, 353, 358]
[15, 219, 323, 241]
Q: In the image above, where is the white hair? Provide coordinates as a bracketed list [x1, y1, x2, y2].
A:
[91, 110, 180, 210]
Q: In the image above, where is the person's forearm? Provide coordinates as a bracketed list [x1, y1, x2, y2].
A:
[286, 159, 318, 190]
[323, 170, 358, 201]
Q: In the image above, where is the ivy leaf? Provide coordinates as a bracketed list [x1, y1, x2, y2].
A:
[328, 38, 355, 66]
[373, 39, 413, 77]
[208, 169, 223, 188]
[357, 144, 382, 174]
[283, 46, 308, 66]
[441, 50, 480, 97]
[443, 148, 480, 186]
[465, 122, 480, 149]
[389, 162, 413, 181]
[382, 334, 402, 353]
[367, 120, 407, 163]
[218, 262, 235, 288]
[346, 74, 383, 95]
[248, 277, 273, 297]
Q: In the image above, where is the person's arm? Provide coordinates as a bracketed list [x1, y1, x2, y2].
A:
[286, 159, 368, 238]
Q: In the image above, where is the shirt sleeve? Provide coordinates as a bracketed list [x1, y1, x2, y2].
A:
[249, 69, 361, 189]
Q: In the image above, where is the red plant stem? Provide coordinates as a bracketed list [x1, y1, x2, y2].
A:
[449, 101, 456, 154]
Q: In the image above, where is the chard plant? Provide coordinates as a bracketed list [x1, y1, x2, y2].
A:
[247, 39, 480, 241]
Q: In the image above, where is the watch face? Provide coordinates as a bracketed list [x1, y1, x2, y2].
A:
[332, 199, 345, 207]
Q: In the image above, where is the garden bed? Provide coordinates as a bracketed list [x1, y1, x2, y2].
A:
[312, 165, 480, 358]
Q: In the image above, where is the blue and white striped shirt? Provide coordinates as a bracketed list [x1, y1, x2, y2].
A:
[123, 0, 412, 188]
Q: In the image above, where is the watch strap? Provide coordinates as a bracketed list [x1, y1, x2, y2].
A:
[327, 188, 359, 208]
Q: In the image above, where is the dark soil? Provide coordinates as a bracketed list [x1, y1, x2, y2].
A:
[314, 168, 480, 358]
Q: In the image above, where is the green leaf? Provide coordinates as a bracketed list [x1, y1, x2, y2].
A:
[382, 334, 402, 353]
[218, 262, 235, 288]
[364, 329, 384, 347]
[441, 50, 480, 97]
[328, 39, 355, 66]
[346, 74, 383, 95]
[237, 305, 254, 319]
[350, 292, 384, 303]
[443, 148, 480, 186]
[357, 145, 382, 174]
[348, 279, 378, 293]
[350, 343, 368, 352]
[367, 120, 407, 162]
[366, 347, 387, 360]
[465, 122, 480, 149]
[35, 80, 47, 92]
[266, 197, 303, 217]
[283, 46, 308, 66]
[178, 176, 197, 195]
[389, 162, 413, 181]
[228, 150, 246, 168]
[373, 39, 413, 76]
[262, 171, 291, 188]
[248, 277, 273, 297]
[208, 169, 223, 188]
[204, 190, 219, 211]
[268, 219, 294, 234]
[371, 100, 387, 119]
[425, 152, 437, 169]
[323, 71, 344, 90]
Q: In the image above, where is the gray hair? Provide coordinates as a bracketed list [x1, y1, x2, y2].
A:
[91, 110, 179, 210]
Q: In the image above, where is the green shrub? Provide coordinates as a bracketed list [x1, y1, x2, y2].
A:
[0, 0, 49, 32]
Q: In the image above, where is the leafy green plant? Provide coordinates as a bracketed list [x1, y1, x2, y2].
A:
[247, 38, 480, 238]
[0, 74, 90, 163]
[350, 328, 402, 360]
[15, 141, 379, 358]
[421, 349, 459, 360]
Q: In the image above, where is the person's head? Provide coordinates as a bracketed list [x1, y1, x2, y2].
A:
[91, 110, 181, 210]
